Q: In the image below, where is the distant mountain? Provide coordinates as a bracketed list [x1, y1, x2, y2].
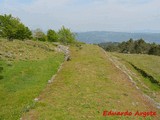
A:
[75, 31, 160, 44]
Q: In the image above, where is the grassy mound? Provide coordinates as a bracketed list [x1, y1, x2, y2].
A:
[110, 52, 160, 104]
[22, 45, 159, 120]
[0, 39, 64, 119]
[0, 39, 59, 61]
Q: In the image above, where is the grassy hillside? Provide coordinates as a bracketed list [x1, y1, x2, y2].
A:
[22, 45, 159, 120]
[110, 53, 160, 83]
[0, 39, 58, 61]
[0, 39, 64, 119]
[110, 52, 160, 103]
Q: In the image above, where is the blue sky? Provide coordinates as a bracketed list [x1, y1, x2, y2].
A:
[0, 0, 160, 32]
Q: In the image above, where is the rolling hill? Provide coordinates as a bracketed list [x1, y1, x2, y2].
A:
[22, 44, 160, 119]
[0, 39, 159, 119]
[76, 31, 160, 44]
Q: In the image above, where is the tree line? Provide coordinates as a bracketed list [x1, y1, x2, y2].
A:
[0, 14, 77, 44]
[98, 38, 160, 56]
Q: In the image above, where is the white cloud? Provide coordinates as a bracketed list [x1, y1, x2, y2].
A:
[0, 0, 160, 32]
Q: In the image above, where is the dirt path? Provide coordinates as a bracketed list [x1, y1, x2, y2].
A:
[22, 45, 159, 120]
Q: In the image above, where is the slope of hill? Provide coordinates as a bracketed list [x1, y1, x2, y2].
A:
[0, 39, 64, 120]
[22, 44, 160, 120]
[76, 31, 160, 44]
[1, 39, 159, 119]
[108, 52, 160, 104]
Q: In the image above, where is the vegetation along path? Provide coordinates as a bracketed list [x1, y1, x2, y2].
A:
[22, 45, 159, 120]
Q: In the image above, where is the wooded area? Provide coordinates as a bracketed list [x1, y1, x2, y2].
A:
[99, 38, 160, 56]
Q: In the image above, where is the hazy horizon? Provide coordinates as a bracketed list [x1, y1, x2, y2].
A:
[0, 0, 160, 33]
[75, 30, 160, 33]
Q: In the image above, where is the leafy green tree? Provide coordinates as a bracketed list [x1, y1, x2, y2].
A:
[99, 38, 160, 56]
[15, 24, 32, 40]
[148, 45, 160, 56]
[118, 41, 128, 53]
[126, 38, 135, 53]
[134, 39, 148, 54]
[33, 28, 46, 41]
[0, 14, 32, 40]
[119, 38, 135, 53]
[47, 29, 58, 42]
[58, 26, 76, 44]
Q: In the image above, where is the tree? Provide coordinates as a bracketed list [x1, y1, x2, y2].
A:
[119, 38, 135, 53]
[32, 28, 46, 41]
[148, 45, 160, 56]
[99, 38, 160, 56]
[0, 14, 32, 40]
[47, 29, 58, 42]
[118, 41, 128, 53]
[15, 24, 32, 40]
[134, 39, 148, 54]
[126, 38, 135, 53]
[98, 42, 119, 52]
[58, 26, 76, 44]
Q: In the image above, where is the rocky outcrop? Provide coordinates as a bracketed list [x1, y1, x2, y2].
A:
[55, 45, 71, 61]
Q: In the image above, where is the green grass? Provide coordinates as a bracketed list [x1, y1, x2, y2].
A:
[111, 53, 160, 83]
[0, 39, 58, 61]
[0, 54, 64, 120]
[110, 52, 160, 103]
[22, 45, 159, 120]
[0, 39, 64, 119]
